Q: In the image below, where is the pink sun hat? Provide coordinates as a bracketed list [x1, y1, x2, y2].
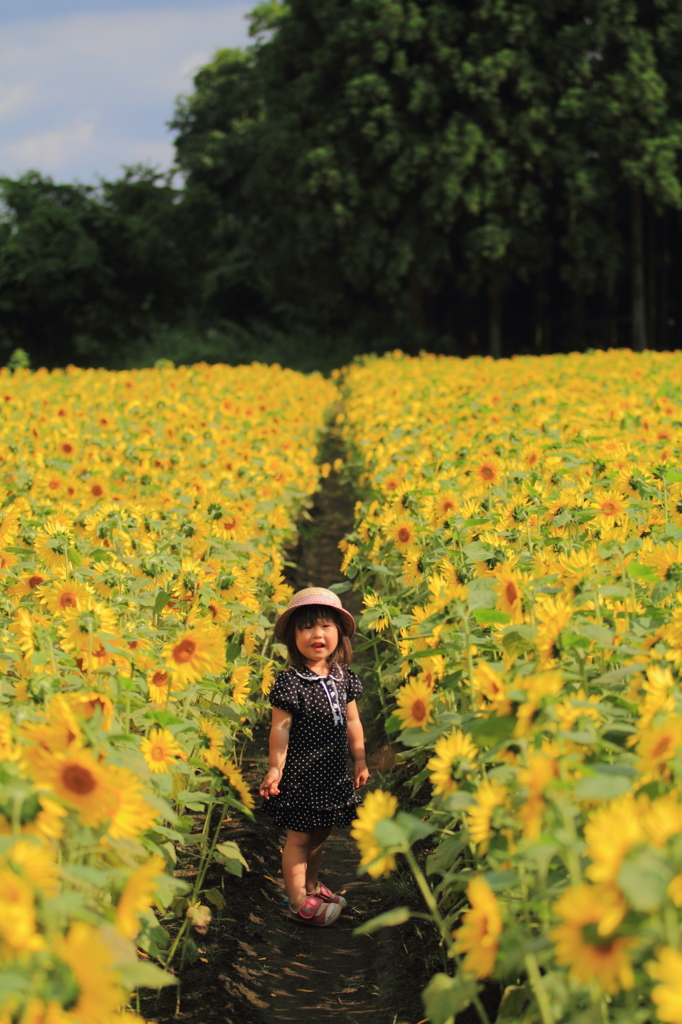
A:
[274, 587, 356, 641]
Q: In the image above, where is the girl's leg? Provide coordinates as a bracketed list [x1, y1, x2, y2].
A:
[305, 826, 331, 895]
[282, 829, 313, 911]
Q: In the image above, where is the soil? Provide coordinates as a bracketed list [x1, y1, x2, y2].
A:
[140, 431, 431, 1024]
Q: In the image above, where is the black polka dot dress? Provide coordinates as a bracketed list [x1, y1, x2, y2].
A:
[261, 665, 363, 831]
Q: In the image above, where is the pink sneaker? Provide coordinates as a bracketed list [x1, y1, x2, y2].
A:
[313, 882, 347, 907]
[289, 894, 342, 926]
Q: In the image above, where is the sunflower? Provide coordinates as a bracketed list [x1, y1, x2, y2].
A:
[452, 876, 502, 979]
[584, 794, 644, 884]
[647, 947, 682, 1024]
[52, 921, 125, 1021]
[116, 854, 165, 939]
[0, 504, 20, 548]
[432, 489, 459, 523]
[204, 752, 255, 808]
[392, 677, 435, 730]
[340, 543, 360, 573]
[171, 557, 206, 602]
[472, 661, 510, 714]
[22, 745, 117, 827]
[494, 565, 525, 624]
[551, 883, 635, 994]
[636, 714, 682, 779]
[57, 598, 120, 668]
[164, 621, 226, 687]
[8, 839, 59, 897]
[197, 718, 224, 759]
[0, 866, 44, 956]
[350, 789, 399, 878]
[534, 593, 574, 664]
[427, 729, 479, 797]
[230, 665, 251, 705]
[474, 455, 503, 488]
[466, 780, 508, 851]
[388, 516, 418, 552]
[261, 660, 275, 696]
[147, 668, 173, 703]
[11, 573, 49, 599]
[140, 728, 185, 774]
[643, 541, 682, 582]
[62, 690, 114, 731]
[38, 578, 94, 615]
[592, 489, 630, 524]
[34, 517, 73, 569]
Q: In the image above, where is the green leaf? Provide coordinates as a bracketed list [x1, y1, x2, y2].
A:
[422, 972, 477, 1024]
[399, 723, 448, 748]
[353, 906, 411, 935]
[426, 835, 467, 875]
[617, 849, 672, 911]
[117, 961, 177, 990]
[574, 773, 632, 800]
[203, 887, 226, 911]
[226, 641, 242, 661]
[395, 810, 436, 843]
[484, 870, 519, 891]
[153, 590, 171, 615]
[329, 581, 353, 594]
[385, 714, 401, 736]
[468, 714, 516, 747]
[374, 817, 410, 851]
[215, 841, 249, 875]
[473, 608, 511, 625]
[626, 562, 658, 580]
[652, 580, 677, 604]
[665, 470, 682, 483]
[464, 542, 495, 561]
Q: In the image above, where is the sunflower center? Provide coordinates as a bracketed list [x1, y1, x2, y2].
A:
[150, 744, 167, 761]
[152, 671, 168, 686]
[60, 594, 77, 609]
[62, 764, 96, 795]
[173, 638, 197, 663]
[222, 516, 237, 531]
[397, 528, 411, 543]
[651, 735, 673, 758]
[412, 699, 426, 722]
[28, 575, 44, 589]
[505, 581, 519, 604]
[91, 484, 104, 497]
[601, 502, 618, 515]
[666, 563, 682, 582]
[481, 466, 495, 480]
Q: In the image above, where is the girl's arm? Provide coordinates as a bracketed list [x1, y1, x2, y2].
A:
[347, 700, 370, 789]
[259, 707, 292, 798]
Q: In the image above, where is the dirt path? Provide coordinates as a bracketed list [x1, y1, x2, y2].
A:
[141, 431, 419, 1024]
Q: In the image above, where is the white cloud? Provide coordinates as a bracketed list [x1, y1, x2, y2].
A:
[0, 4, 252, 182]
[6, 122, 95, 172]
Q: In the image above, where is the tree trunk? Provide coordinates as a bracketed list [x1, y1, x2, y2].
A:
[607, 273, 618, 348]
[489, 274, 502, 358]
[631, 184, 647, 351]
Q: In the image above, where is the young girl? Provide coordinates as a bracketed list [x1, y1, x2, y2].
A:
[259, 587, 370, 926]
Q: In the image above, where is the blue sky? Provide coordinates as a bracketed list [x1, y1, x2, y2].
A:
[0, 0, 253, 184]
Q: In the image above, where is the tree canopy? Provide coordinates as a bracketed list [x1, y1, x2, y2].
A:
[2, 0, 682, 367]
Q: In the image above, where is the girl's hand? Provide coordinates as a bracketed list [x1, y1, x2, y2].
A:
[354, 760, 370, 789]
[259, 767, 282, 798]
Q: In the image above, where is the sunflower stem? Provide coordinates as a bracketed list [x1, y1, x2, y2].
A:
[461, 612, 476, 712]
[524, 952, 555, 1024]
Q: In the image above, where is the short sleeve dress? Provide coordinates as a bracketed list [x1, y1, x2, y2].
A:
[261, 665, 363, 831]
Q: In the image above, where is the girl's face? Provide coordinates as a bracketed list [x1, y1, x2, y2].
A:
[295, 616, 339, 669]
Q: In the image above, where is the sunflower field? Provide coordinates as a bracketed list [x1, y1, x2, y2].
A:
[341, 350, 682, 1024]
[0, 361, 335, 1023]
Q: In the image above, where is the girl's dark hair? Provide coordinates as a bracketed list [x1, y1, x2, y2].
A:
[282, 605, 353, 668]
